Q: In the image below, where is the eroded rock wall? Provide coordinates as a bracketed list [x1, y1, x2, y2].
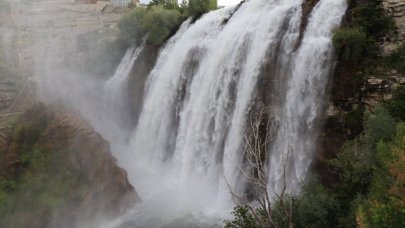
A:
[0, 105, 138, 228]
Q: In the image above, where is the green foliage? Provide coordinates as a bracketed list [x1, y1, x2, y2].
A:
[143, 7, 182, 45]
[119, 7, 148, 45]
[292, 180, 340, 228]
[0, 116, 89, 228]
[148, 0, 179, 10]
[324, 108, 398, 226]
[364, 107, 397, 150]
[188, 0, 217, 17]
[330, 107, 396, 195]
[344, 105, 365, 137]
[0, 147, 87, 228]
[333, 27, 367, 62]
[119, 0, 218, 45]
[224, 180, 340, 228]
[384, 43, 405, 74]
[333, 0, 395, 62]
[225, 109, 398, 227]
[385, 86, 405, 122]
[362, 123, 405, 228]
[350, 0, 395, 37]
[224, 206, 258, 228]
[330, 140, 373, 196]
[119, 6, 182, 46]
[13, 122, 42, 152]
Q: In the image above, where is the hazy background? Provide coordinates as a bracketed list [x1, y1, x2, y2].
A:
[139, 0, 243, 6]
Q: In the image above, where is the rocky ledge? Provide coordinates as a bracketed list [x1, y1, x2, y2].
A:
[0, 105, 138, 228]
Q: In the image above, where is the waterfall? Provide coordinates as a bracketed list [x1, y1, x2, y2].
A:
[118, 0, 347, 226]
[39, 40, 145, 148]
[37, 0, 347, 226]
[268, 0, 348, 196]
[103, 42, 146, 137]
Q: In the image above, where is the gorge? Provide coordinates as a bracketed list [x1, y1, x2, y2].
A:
[1, 0, 404, 227]
[41, 0, 346, 226]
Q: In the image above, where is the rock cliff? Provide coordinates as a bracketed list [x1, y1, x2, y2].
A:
[0, 105, 138, 228]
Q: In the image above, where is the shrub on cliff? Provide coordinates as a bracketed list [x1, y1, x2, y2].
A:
[119, 0, 218, 46]
[385, 44, 405, 74]
[148, 0, 180, 9]
[363, 107, 397, 150]
[224, 179, 340, 228]
[333, 0, 395, 62]
[349, 0, 395, 37]
[143, 6, 182, 45]
[188, 0, 217, 18]
[360, 123, 405, 227]
[333, 27, 367, 62]
[385, 86, 405, 121]
[119, 6, 182, 46]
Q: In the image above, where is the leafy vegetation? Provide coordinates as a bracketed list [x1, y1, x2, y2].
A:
[359, 123, 405, 227]
[332, 0, 395, 62]
[224, 179, 340, 228]
[119, 0, 218, 46]
[384, 43, 405, 74]
[188, 0, 217, 17]
[225, 105, 405, 227]
[333, 27, 367, 62]
[119, 6, 182, 46]
[0, 111, 88, 228]
[385, 86, 405, 121]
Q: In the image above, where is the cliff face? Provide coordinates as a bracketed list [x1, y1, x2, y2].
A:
[382, 0, 405, 53]
[0, 105, 138, 228]
[314, 0, 405, 182]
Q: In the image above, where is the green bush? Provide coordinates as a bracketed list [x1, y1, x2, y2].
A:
[224, 180, 340, 228]
[330, 139, 373, 196]
[224, 206, 261, 228]
[333, 0, 395, 62]
[188, 0, 217, 17]
[148, 0, 179, 10]
[362, 123, 405, 228]
[363, 107, 397, 150]
[350, 0, 395, 38]
[119, 7, 148, 45]
[143, 6, 182, 45]
[0, 145, 88, 228]
[385, 86, 405, 121]
[333, 27, 367, 62]
[385, 44, 405, 74]
[119, 6, 182, 46]
[292, 180, 340, 228]
[344, 105, 365, 137]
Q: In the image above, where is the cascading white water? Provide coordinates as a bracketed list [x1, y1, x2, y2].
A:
[128, 0, 301, 211]
[102, 42, 146, 139]
[39, 41, 145, 147]
[117, 0, 347, 226]
[267, 0, 347, 196]
[37, 0, 347, 226]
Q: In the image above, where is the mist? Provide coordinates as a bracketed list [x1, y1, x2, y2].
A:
[0, 0, 348, 227]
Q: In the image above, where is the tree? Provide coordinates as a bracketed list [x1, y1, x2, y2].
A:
[332, 27, 367, 62]
[118, 6, 182, 46]
[188, 0, 217, 17]
[224, 108, 294, 228]
[385, 86, 405, 121]
[362, 123, 405, 228]
[148, 0, 179, 10]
